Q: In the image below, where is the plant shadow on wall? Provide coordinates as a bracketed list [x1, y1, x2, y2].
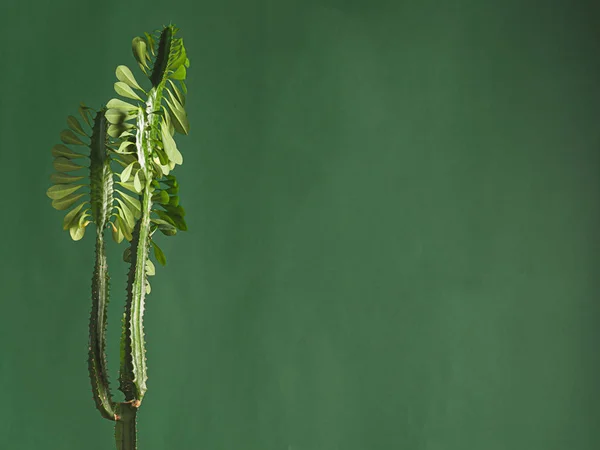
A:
[46, 24, 190, 450]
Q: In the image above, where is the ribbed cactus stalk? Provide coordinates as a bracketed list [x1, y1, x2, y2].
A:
[46, 24, 190, 450]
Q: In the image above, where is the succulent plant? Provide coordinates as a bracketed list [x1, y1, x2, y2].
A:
[46, 24, 190, 450]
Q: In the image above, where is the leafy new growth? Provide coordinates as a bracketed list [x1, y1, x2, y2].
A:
[47, 106, 142, 243]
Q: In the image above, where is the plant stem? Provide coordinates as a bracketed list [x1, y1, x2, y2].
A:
[119, 179, 153, 402]
[115, 402, 138, 450]
[88, 207, 118, 420]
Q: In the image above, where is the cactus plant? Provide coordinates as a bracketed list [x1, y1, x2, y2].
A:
[46, 24, 190, 450]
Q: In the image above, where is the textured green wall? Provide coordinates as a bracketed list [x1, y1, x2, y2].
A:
[1, 0, 599, 449]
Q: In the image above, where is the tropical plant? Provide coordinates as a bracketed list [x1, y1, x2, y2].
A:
[46, 24, 190, 450]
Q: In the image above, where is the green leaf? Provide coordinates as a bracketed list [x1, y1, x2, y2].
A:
[132, 36, 149, 71]
[164, 92, 189, 135]
[107, 125, 122, 138]
[118, 131, 135, 139]
[52, 144, 87, 159]
[167, 80, 185, 106]
[145, 259, 156, 276]
[118, 153, 137, 166]
[155, 157, 171, 176]
[117, 191, 142, 217]
[120, 161, 135, 183]
[162, 203, 186, 217]
[114, 206, 132, 236]
[67, 115, 87, 136]
[169, 42, 187, 71]
[164, 175, 178, 187]
[108, 123, 133, 138]
[159, 227, 177, 237]
[151, 190, 169, 204]
[106, 98, 138, 112]
[170, 64, 186, 80]
[53, 157, 84, 172]
[69, 224, 86, 241]
[60, 129, 86, 145]
[105, 108, 128, 125]
[151, 158, 165, 177]
[174, 215, 187, 231]
[151, 218, 174, 227]
[52, 193, 86, 211]
[144, 32, 156, 55]
[168, 195, 179, 207]
[79, 104, 92, 127]
[115, 198, 135, 230]
[154, 147, 169, 165]
[46, 184, 84, 200]
[114, 82, 143, 101]
[78, 209, 91, 227]
[115, 180, 137, 194]
[160, 121, 183, 165]
[158, 205, 187, 231]
[50, 172, 85, 184]
[133, 170, 142, 193]
[63, 203, 87, 230]
[116, 65, 144, 91]
[117, 215, 133, 241]
[111, 221, 124, 244]
[116, 140, 135, 154]
[152, 218, 177, 236]
[151, 240, 166, 266]
[154, 210, 177, 227]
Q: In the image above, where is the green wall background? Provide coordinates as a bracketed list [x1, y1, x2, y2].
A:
[1, 0, 599, 449]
